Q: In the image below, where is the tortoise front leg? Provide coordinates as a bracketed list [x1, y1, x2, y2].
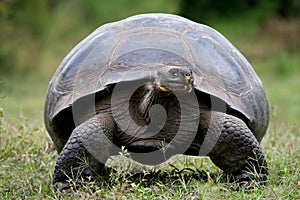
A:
[199, 112, 268, 183]
[53, 114, 117, 185]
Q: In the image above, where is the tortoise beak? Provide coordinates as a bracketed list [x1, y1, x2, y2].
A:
[184, 85, 193, 93]
[184, 82, 193, 93]
[185, 75, 193, 85]
[184, 74, 193, 92]
[157, 81, 193, 93]
[157, 83, 171, 92]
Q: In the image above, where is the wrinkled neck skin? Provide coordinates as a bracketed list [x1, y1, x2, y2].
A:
[126, 82, 181, 148]
[137, 83, 155, 121]
[136, 83, 178, 120]
[95, 81, 203, 160]
[133, 82, 201, 127]
[125, 82, 202, 159]
[138, 83, 165, 118]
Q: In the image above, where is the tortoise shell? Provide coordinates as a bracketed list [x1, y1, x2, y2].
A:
[44, 13, 269, 150]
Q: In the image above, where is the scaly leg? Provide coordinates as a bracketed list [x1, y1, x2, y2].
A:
[53, 114, 117, 185]
[199, 112, 268, 182]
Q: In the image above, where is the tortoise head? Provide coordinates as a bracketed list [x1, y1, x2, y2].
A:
[155, 66, 194, 93]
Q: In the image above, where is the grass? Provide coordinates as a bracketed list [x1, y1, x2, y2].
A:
[0, 2, 300, 199]
[0, 111, 299, 199]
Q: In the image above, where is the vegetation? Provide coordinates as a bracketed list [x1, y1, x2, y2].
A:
[180, 0, 300, 23]
[0, 0, 299, 199]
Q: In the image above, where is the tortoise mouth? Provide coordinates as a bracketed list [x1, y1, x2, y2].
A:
[157, 82, 193, 93]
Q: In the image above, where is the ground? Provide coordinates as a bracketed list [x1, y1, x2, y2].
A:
[0, 5, 299, 199]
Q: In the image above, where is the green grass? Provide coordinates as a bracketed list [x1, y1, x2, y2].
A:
[0, 111, 299, 199]
[0, 1, 300, 199]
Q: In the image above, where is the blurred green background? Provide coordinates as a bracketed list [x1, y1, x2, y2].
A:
[0, 0, 300, 126]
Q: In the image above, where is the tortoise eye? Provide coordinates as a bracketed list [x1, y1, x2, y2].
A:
[169, 69, 179, 78]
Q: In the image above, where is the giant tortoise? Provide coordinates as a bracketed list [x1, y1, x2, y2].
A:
[44, 13, 269, 185]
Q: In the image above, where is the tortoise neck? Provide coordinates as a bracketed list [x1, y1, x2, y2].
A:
[138, 83, 158, 118]
[128, 82, 179, 126]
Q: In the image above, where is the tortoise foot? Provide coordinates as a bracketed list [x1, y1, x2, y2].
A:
[53, 114, 116, 185]
[200, 112, 268, 183]
[235, 171, 267, 183]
